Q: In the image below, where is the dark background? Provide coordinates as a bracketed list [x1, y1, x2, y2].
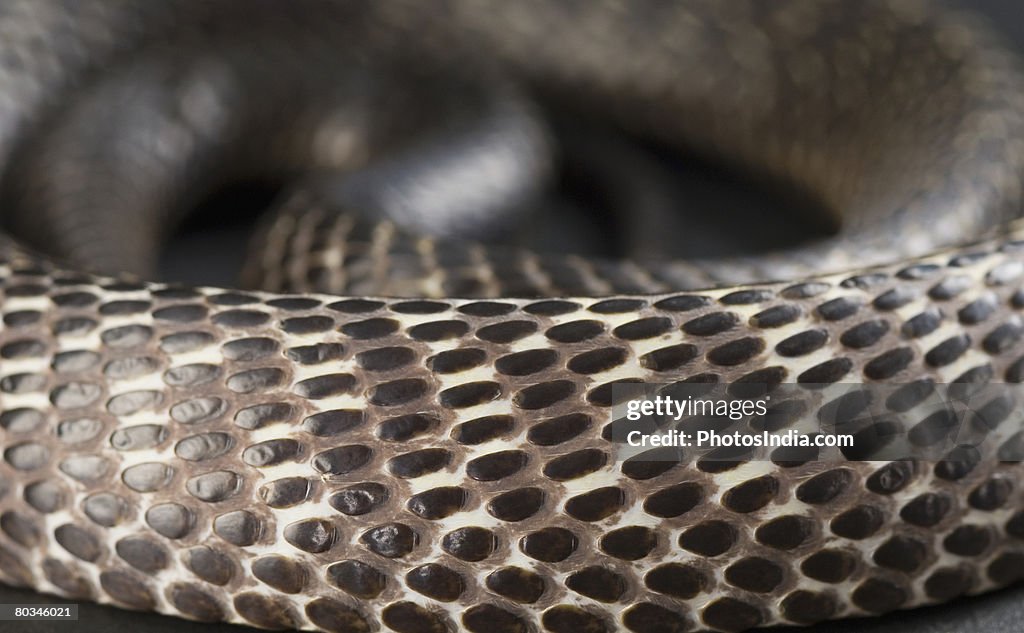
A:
[6, 1, 1024, 632]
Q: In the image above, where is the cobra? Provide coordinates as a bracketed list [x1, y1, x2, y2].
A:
[3, 1, 1024, 632]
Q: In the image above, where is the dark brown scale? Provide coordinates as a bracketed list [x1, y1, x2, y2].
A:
[568, 347, 628, 374]
[959, 295, 998, 324]
[801, 549, 858, 583]
[259, 477, 311, 508]
[495, 348, 558, 375]
[543, 448, 606, 480]
[867, 459, 916, 494]
[327, 560, 387, 598]
[873, 287, 918, 310]
[115, 536, 168, 573]
[207, 292, 259, 306]
[477, 320, 537, 343]
[381, 602, 447, 633]
[294, 373, 356, 399]
[100, 571, 155, 610]
[51, 350, 101, 373]
[776, 329, 829, 356]
[283, 518, 336, 553]
[233, 593, 297, 629]
[4, 442, 50, 471]
[798, 357, 853, 383]
[213, 510, 261, 546]
[874, 535, 928, 572]
[324, 298, 382, 313]
[944, 525, 992, 556]
[721, 475, 777, 512]
[305, 598, 372, 633]
[453, 414, 515, 444]
[329, 482, 388, 515]
[755, 515, 815, 550]
[222, 337, 279, 361]
[360, 522, 417, 557]
[831, 505, 885, 539]
[546, 319, 605, 343]
[683, 312, 739, 336]
[521, 527, 577, 562]
[160, 331, 215, 354]
[81, 489, 128, 524]
[486, 567, 546, 603]
[925, 566, 974, 601]
[378, 413, 437, 441]
[467, 450, 527, 481]
[212, 309, 270, 328]
[462, 604, 529, 633]
[168, 584, 224, 623]
[107, 389, 163, 415]
[99, 299, 151, 315]
[969, 476, 1013, 510]
[408, 319, 469, 341]
[817, 296, 862, 320]
[152, 304, 208, 322]
[725, 557, 784, 593]
[226, 367, 286, 393]
[104, 356, 160, 380]
[406, 563, 465, 602]
[988, 552, 1024, 585]
[644, 481, 702, 517]
[796, 468, 853, 504]
[357, 346, 416, 371]
[645, 563, 710, 599]
[925, 334, 972, 367]
[565, 487, 624, 521]
[186, 470, 239, 502]
[513, 379, 574, 409]
[900, 492, 952, 527]
[340, 317, 400, 339]
[428, 347, 487, 373]
[146, 503, 194, 539]
[41, 559, 90, 599]
[566, 566, 626, 603]
[388, 448, 451, 478]
[407, 486, 466, 519]
[640, 343, 698, 371]
[301, 409, 363, 436]
[313, 445, 372, 476]
[852, 578, 908, 613]
[442, 526, 496, 561]
[458, 301, 516, 316]
[439, 380, 501, 407]
[122, 462, 173, 493]
[251, 555, 306, 593]
[163, 363, 220, 387]
[286, 342, 345, 364]
[487, 487, 544, 522]
[108, 424, 166, 452]
[54, 524, 101, 561]
[614, 316, 672, 339]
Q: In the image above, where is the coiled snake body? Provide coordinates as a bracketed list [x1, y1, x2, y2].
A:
[4, 1, 1024, 632]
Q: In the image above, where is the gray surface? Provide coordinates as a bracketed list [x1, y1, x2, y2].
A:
[5, 0, 1024, 632]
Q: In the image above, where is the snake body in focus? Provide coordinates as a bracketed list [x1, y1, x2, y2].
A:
[4, 1, 1024, 632]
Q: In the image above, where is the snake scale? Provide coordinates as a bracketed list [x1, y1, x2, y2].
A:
[5, 1, 1024, 632]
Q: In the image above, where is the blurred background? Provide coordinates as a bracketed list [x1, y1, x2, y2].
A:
[6, 0, 1024, 632]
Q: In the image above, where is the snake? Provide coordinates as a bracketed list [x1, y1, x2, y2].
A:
[5, 1, 1024, 632]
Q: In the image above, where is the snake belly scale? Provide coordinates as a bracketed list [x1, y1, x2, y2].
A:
[4, 1, 1024, 633]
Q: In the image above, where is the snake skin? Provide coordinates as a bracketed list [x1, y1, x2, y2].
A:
[5, 1, 1024, 633]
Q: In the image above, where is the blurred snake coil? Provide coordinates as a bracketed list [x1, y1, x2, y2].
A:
[6, 1, 1024, 632]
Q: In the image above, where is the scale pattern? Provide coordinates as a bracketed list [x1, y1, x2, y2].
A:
[5, 226, 1024, 631]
